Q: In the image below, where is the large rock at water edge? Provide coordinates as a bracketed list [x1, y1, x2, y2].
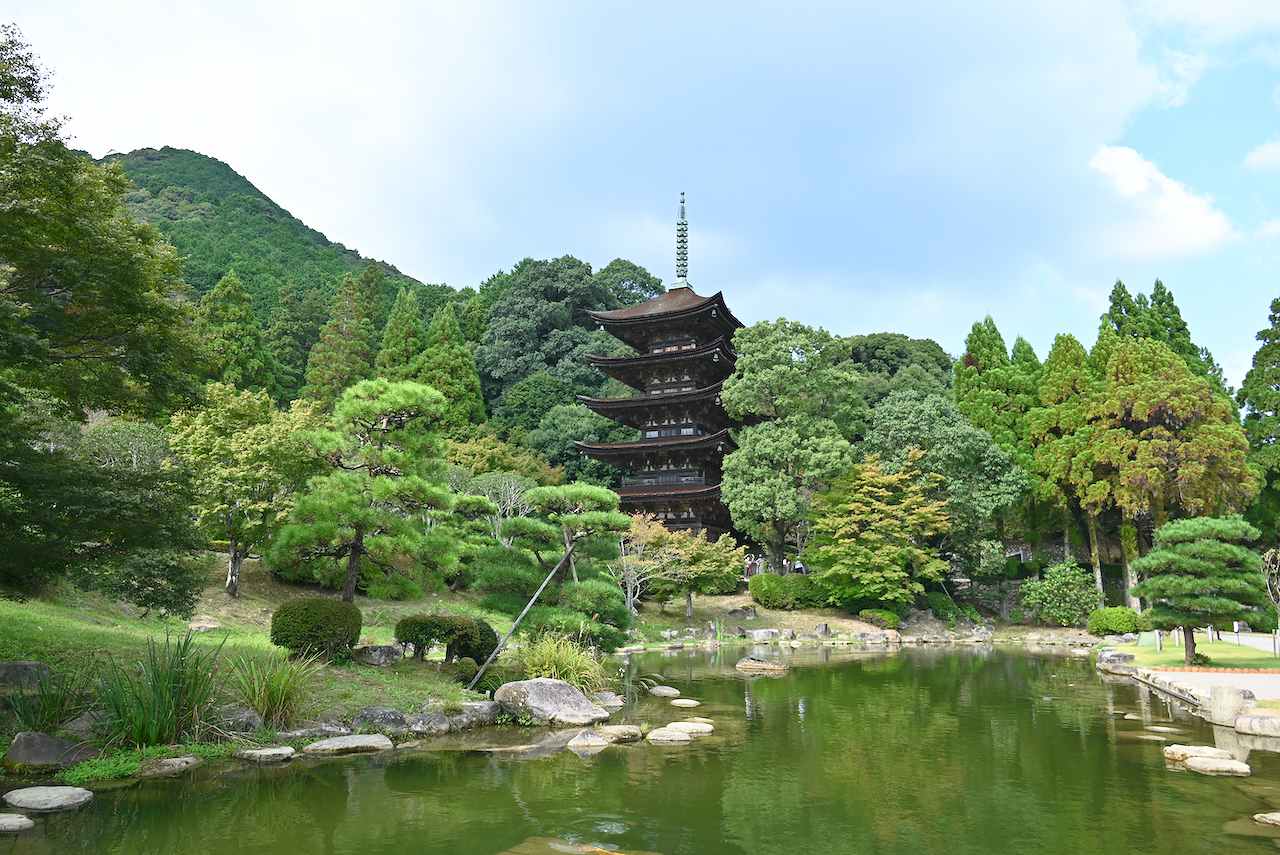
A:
[565, 731, 610, 757]
[352, 706, 408, 735]
[596, 725, 642, 743]
[667, 720, 714, 735]
[748, 629, 779, 643]
[2, 786, 93, 812]
[0, 662, 50, 692]
[593, 691, 625, 710]
[648, 685, 680, 698]
[407, 712, 450, 736]
[139, 755, 202, 778]
[1163, 744, 1233, 764]
[1185, 756, 1250, 777]
[646, 727, 692, 744]
[735, 656, 789, 675]
[277, 721, 351, 740]
[3, 732, 97, 771]
[236, 746, 295, 763]
[218, 705, 264, 733]
[494, 678, 610, 726]
[302, 734, 393, 755]
[447, 701, 500, 731]
[1255, 813, 1280, 827]
[0, 813, 34, 833]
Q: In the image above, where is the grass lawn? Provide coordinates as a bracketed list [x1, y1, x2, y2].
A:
[1115, 639, 1280, 670]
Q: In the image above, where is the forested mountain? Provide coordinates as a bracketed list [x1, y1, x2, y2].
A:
[99, 147, 435, 311]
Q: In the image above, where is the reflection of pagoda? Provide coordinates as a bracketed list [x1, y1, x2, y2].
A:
[577, 194, 743, 539]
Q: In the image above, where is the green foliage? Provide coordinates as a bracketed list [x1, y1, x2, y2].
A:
[473, 556, 544, 598]
[375, 287, 425, 380]
[593, 257, 664, 305]
[492, 371, 575, 435]
[805, 451, 950, 606]
[1086, 607, 1140, 636]
[748, 574, 824, 610]
[228, 653, 321, 729]
[194, 270, 280, 395]
[846, 332, 952, 406]
[858, 608, 902, 629]
[447, 431, 562, 485]
[523, 606, 626, 652]
[1020, 561, 1100, 627]
[523, 403, 633, 484]
[98, 632, 223, 748]
[518, 634, 609, 693]
[409, 303, 486, 431]
[924, 591, 960, 623]
[5, 668, 87, 732]
[393, 613, 497, 663]
[269, 598, 363, 660]
[302, 270, 378, 407]
[265, 280, 328, 402]
[560, 578, 630, 629]
[1238, 296, 1280, 544]
[1100, 280, 1225, 391]
[447, 617, 499, 663]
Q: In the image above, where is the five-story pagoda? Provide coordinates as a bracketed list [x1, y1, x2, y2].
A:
[576, 194, 742, 539]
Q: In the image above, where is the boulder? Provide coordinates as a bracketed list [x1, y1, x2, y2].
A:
[749, 629, 779, 643]
[593, 691, 625, 710]
[407, 712, 450, 736]
[352, 645, 403, 667]
[2, 786, 93, 812]
[302, 734, 393, 755]
[596, 724, 642, 743]
[727, 606, 757, 620]
[139, 755, 201, 778]
[646, 727, 692, 744]
[59, 711, 102, 742]
[0, 813, 34, 833]
[670, 698, 701, 708]
[446, 701, 500, 731]
[1185, 756, 1250, 777]
[0, 662, 50, 692]
[2, 732, 97, 771]
[1163, 744, 1233, 763]
[352, 706, 408, 735]
[1254, 813, 1280, 827]
[667, 721, 714, 735]
[735, 656, 789, 675]
[219, 705, 264, 733]
[277, 722, 351, 740]
[565, 731, 611, 757]
[648, 685, 680, 698]
[494, 678, 610, 726]
[235, 746, 295, 764]
[1103, 633, 1138, 645]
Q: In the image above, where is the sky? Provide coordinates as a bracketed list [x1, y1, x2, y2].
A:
[12, 1, 1280, 386]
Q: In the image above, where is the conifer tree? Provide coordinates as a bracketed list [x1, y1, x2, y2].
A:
[194, 271, 279, 395]
[953, 317, 1019, 454]
[302, 273, 377, 407]
[1132, 516, 1265, 665]
[1239, 297, 1280, 543]
[266, 280, 327, 402]
[411, 303, 485, 431]
[375, 287, 425, 380]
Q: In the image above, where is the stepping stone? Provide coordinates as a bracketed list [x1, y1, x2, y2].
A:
[139, 755, 201, 777]
[596, 725, 642, 743]
[1163, 744, 1233, 763]
[1255, 813, 1280, 827]
[687, 717, 715, 725]
[667, 721, 714, 735]
[670, 698, 701, 708]
[1185, 756, 1251, 777]
[2, 786, 93, 812]
[646, 727, 692, 744]
[593, 691, 625, 710]
[1145, 725, 1183, 734]
[236, 746, 295, 763]
[302, 734, 393, 755]
[648, 686, 680, 698]
[0, 814, 34, 833]
[565, 731, 610, 757]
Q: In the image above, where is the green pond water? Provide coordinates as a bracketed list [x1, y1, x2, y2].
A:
[7, 647, 1280, 855]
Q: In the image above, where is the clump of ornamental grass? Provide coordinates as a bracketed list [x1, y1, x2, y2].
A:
[228, 652, 322, 729]
[518, 633, 609, 694]
[98, 632, 224, 748]
[6, 668, 88, 732]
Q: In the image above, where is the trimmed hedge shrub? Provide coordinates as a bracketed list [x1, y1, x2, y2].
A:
[270, 598, 362, 660]
[559, 579, 630, 630]
[448, 617, 499, 663]
[858, 608, 901, 629]
[1086, 606, 1139, 637]
[748, 574, 824, 610]
[394, 614, 498, 663]
[1020, 561, 1099, 627]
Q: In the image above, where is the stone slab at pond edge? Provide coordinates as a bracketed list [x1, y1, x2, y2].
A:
[236, 746, 295, 763]
[2, 787, 93, 812]
[0, 813, 34, 833]
[1184, 756, 1250, 777]
[667, 721, 714, 735]
[646, 727, 692, 744]
[1163, 744, 1233, 764]
[139, 755, 201, 778]
[735, 656, 789, 675]
[596, 725, 642, 743]
[647, 685, 680, 698]
[302, 734, 394, 755]
[494, 679, 610, 726]
[1256, 813, 1280, 827]
[3, 732, 97, 771]
[670, 698, 701, 708]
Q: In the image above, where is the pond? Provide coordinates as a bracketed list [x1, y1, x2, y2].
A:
[8, 647, 1280, 854]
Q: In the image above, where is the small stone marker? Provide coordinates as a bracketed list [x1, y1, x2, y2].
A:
[235, 746, 295, 763]
[648, 685, 680, 698]
[302, 734, 393, 755]
[2, 786, 93, 812]
[646, 727, 692, 744]
[1184, 756, 1250, 777]
[0, 814, 34, 833]
[667, 721, 714, 735]
[670, 698, 700, 708]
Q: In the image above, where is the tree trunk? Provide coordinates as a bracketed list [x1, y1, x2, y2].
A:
[766, 523, 786, 572]
[1085, 514, 1104, 599]
[685, 589, 694, 620]
[225, 539, 243, 598]
[342, 526, 364, 603]
[564, 527, 578, 583]
[469, 546, 576, 691]
[1183, 624, 1197, 665]
[1119, 520, 1140, 610]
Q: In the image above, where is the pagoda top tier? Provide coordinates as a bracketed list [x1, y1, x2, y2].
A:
[588, 285, 743, 351]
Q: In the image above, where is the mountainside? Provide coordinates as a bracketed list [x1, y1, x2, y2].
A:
[101, 147, 430, 309]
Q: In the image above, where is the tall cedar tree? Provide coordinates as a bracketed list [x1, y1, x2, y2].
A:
[1100, 280, 1226, 392]
[270, 379, 454, 602]
[302, 273, 377, 407]
[412, 303, 485, 431]
[375, 287, 425, 380]
[805, 451, 950, 606]
[266, 280, 328, 402]
[1238, 297, 1280, 544]
[1131, 516, 1265, 664]
[194, 270, 280, 396]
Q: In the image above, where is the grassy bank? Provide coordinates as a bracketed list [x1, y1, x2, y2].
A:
[1113, 640, 1280, 670]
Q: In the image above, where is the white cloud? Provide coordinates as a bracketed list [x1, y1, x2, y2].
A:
[1135, 1, 1280, 40]
[1088, 145, 1236, 258]
[1245, 140, 1280, 170]
[1155, 49, 1208, 106]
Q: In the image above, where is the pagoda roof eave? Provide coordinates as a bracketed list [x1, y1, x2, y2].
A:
[574, 428, 735, 456]
[576, 382, 724, 412]
[587, 288, 743, 330]
[617, 484, 724, 501]
[586, 337, 735, 370]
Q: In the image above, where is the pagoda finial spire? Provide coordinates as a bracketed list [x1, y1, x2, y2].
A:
[675, 191, 689, 285]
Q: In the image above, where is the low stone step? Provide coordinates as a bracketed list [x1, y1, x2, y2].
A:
[236, 746, 295, 763]
[302, 734, 393, 755]
[670, 698, 700, 708]
[646, 727, 692, 744]
[0, 813, 34, 833]
[2, 787, 93, 812]
[1185, 756, 1250, 777]
[648, 685, 680, 698]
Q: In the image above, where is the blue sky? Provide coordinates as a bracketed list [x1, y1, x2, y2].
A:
[13, 1, 1280, 385]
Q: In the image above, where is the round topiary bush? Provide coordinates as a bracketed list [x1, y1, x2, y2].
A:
[748, 573, 824, 610]
[394, 614, 461, 659]
[1086, 606, 1140, 637]
[1019, 561, 1100, 627]
[447, 617, 499, 664]
[270, 597, 362, 660]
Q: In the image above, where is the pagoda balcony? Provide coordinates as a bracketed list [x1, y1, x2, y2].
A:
[585, 337, 735, 391]
[621, 469, 705, 488]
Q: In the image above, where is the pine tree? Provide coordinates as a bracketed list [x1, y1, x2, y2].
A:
[302, 273, 377, 407]
[266, 280, 327, 402]
[194, 271, 279, 395]
[375, 287, 425, 380]
[411, 303, 485, 431]
[1131, 516, 1265, 664]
